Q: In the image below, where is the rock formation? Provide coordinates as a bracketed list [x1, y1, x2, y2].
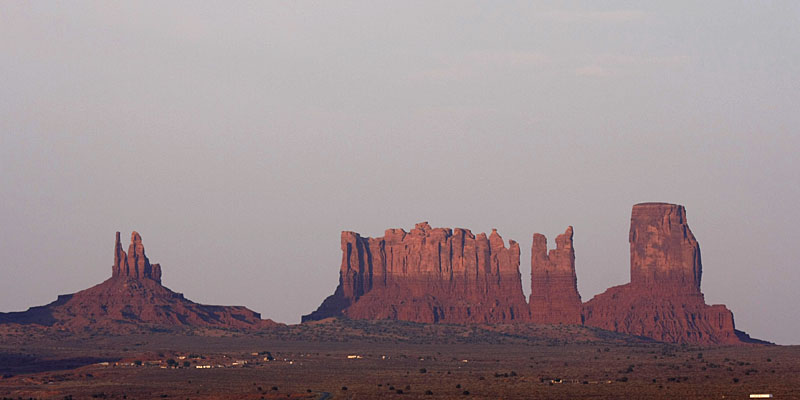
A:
[0, 231, 279, 332]
[113, 232, 161, 283]
[628, 204, 702, 293]
[582, 203, 740, 344]
[529, 226, 582, 325]
[303, 222, 530, 324]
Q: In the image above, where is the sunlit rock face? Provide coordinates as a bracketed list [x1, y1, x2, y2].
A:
[529, 226, 582, 325]
[582, 203, 740, 344]
[303, 222, 530, 324]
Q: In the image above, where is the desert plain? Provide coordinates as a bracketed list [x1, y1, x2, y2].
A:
[1, 319, 798, 399]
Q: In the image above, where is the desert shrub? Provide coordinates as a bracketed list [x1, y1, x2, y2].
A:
[425, 390, 433, 395]
[419, 368, 427, 373]
[619, 365, 634, 373]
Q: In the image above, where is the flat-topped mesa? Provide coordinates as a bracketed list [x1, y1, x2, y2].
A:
[629, 203, 701, 293]
[303, 222, 530, 324]
[583, 203, 741, 344]
[529, 226, 582, 325]
[112, 231, 161, 283]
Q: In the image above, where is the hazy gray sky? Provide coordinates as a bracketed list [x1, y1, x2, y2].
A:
[1, 2, 798, 344]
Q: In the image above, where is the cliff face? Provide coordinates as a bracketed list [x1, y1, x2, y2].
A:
[582, 203, 740, 344]
[0, 232, 279, 332]
[303, 222, 530, 324]
[529, 227, 582, 325]
[629, 204, 702, 293]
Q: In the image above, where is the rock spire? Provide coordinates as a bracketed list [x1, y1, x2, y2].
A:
[112, 231, 161, 283]
[529, 226, 582, 325]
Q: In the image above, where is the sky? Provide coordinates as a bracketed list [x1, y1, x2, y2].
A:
[1, 1, 798, 344]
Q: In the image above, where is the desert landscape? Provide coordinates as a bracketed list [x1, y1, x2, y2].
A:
[1, 321, 798, 399]
[1, 203, 796, 399]
[3, 2, 798, 399]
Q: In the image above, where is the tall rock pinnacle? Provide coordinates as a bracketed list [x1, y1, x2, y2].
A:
[582, 203, 740, 344]
[112, 231, 161, 283]
[0, 230, 276, 331]
[529, 226, 582, 324]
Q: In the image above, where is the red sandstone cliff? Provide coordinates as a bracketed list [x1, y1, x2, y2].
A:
[0, 232, 279, 332]
[303, 222, 530, 324]
[529, 227, 582, 325]
[582, 203, 740, 344]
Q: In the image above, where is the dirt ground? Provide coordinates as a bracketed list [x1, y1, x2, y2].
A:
[0, 320, 796, 399]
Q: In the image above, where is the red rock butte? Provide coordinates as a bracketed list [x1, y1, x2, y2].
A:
[0, 231, 279, 332]
[306, 205, 758, 345]
[302, 222, 530, 324]
[582, 203, 743, 344]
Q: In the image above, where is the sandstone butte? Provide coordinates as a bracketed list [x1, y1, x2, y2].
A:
[0, 231, 279, 332]
[302, 222, 531, 324]
[582, 203, 751, 344]
[306, 205, 759, 345]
